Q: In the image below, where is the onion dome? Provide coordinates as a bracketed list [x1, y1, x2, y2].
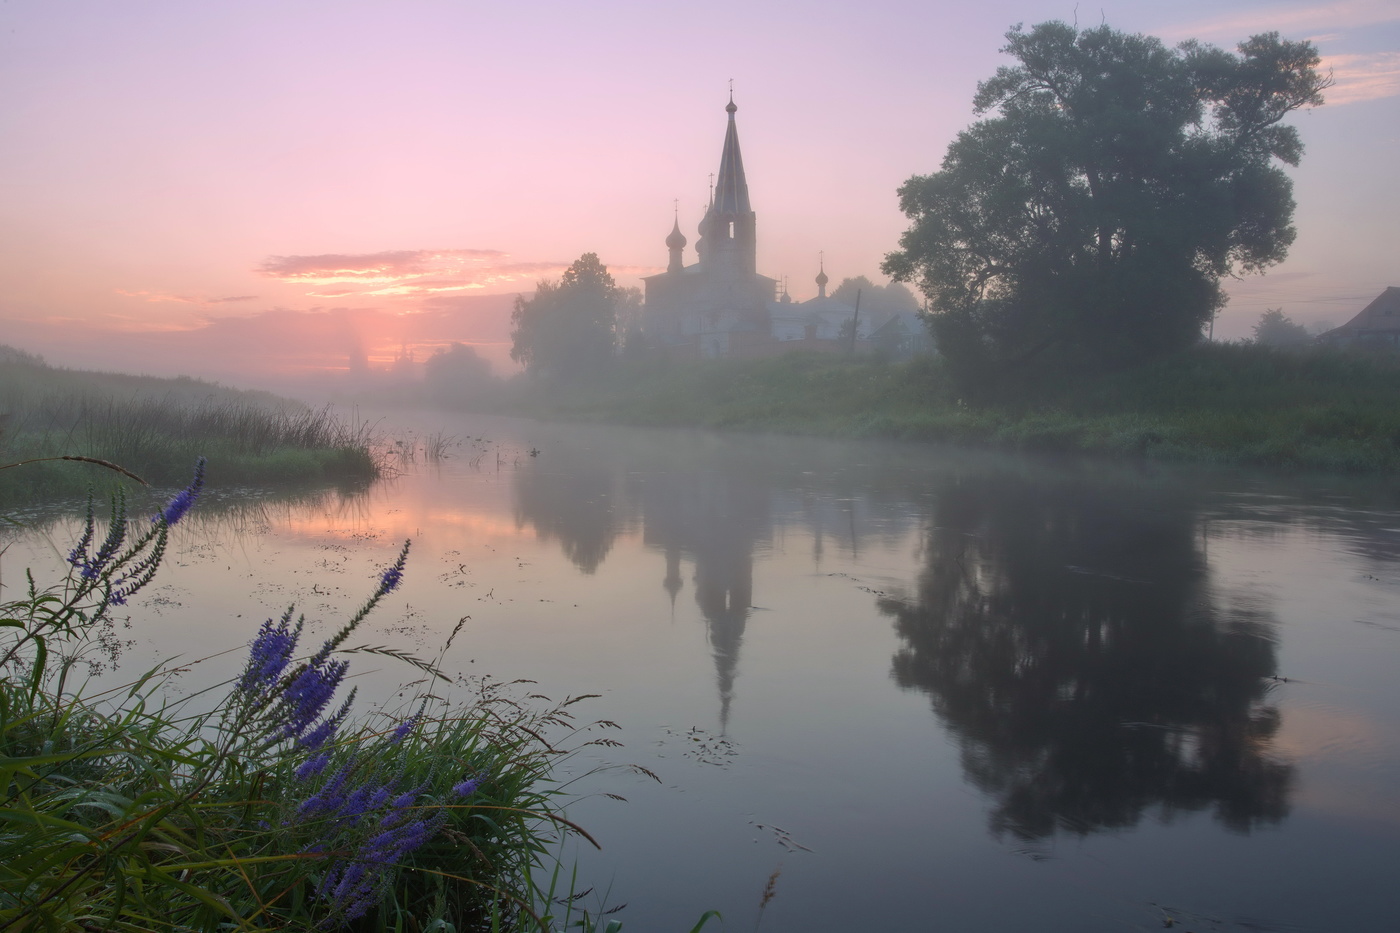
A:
[815, 266, 828, 289]
[666, 216, 687, 251]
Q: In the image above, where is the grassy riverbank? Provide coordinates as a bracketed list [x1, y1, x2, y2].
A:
[0, 347, 377, 502]
[0, 470, 630, 932]
[499, 343, 1400, 472]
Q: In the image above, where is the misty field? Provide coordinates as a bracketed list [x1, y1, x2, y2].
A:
[493, 343, 1400, 473]
[0, 347, 377, 503]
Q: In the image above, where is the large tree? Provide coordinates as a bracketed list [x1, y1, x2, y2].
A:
[882, 23, 1330, 373]
[510, 253, 622, 383]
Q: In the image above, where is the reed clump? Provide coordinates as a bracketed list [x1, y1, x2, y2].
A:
[0, 349, 376, 502]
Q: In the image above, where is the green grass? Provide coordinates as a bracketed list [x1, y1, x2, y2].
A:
[494, 343, 1400, 473]
[0, 350, 377, 503]
[1, 476, 648, 932]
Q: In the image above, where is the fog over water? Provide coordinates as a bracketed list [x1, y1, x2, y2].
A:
[7, 413, 1397, 931]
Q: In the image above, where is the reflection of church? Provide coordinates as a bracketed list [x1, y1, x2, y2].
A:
[640, 465, 769, 732]
[642, 96, 869, 358]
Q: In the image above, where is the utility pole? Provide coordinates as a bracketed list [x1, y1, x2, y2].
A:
[849, 289, 862, 355]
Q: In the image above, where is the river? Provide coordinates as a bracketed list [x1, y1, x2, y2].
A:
[6, 413, 1398, 931]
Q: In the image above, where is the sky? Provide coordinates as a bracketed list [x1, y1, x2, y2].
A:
[1, 0, 1396, 386]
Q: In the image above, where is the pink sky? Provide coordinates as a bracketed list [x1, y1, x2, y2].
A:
[1, 0, 1395, 386]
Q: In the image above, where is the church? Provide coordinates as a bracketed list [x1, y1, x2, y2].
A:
[641, 96, 869, 358]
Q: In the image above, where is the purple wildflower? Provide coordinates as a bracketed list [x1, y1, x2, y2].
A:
[298, 758, 357, 819]
[153, 457, 206, 526]
[388, 785, 423, 812]
[70, 497, 130, 583]
[335, 783, 380, 825]
[239, 611, 301, 697]
[66, 502, 97, 572]
[329, 862, 369, 905]
[281, 658, 349, 741]
[452, 776, 482, 798]
[377, 782, 428, 830]
[377, 546, 408, 596]
[295, 760, 444, 925]
[296, 752, 331, 781]
[388, 706, 424, 745]
[298, 693, 355, 751]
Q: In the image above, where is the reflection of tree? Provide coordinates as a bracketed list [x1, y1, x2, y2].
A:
[882, 476, 1293, 840]
[512, 464, 620, 575]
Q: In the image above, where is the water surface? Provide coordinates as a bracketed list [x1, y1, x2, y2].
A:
[8, 414, 1398, 931]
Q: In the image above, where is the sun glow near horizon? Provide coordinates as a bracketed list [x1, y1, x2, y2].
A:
[1, 0, 1395, 387]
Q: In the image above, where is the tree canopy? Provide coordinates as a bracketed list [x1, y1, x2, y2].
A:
[883, 22, 1330, 374]
[831, 276, 920, 318]
[1252, 308, 1312, 347]
[510, 253, 622, 383]
[424, 342, 497, 403]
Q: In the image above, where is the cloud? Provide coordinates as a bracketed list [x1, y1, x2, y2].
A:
[257, 249, 508, 285]
[257, 250, 654, 302]
[1160, 2, 1400, 105]
[604, 264, 665, 277]
[257, 250, 661, 303]
[1321, 51, 1400, 104]
[116, 289, 260, 305]
[256, 248, 586, 305]
[116, 289, 201, 304]
[1167, 0, 1400, 42]
[8, 292, 528, 386]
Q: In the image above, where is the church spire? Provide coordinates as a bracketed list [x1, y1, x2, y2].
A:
[815, 252, 829, 299]
[714, 92, 751, 216]
[700, 89, 757, 277]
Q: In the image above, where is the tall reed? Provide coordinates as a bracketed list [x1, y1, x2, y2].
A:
[1, 377, 377, 501]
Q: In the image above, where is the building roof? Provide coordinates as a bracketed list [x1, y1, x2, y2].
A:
[713, 97, 751, 216]
[1317, 286, 1400, 340]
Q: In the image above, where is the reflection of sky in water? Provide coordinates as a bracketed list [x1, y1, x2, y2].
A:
[4, 415, 1398, 932]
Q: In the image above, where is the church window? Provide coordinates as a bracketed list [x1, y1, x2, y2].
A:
[728, 221, 735, 238]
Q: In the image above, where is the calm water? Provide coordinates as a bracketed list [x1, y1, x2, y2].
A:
[8, 414, 1399, 931]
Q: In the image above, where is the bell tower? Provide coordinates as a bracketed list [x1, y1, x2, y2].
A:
[698, 92, 756, 278]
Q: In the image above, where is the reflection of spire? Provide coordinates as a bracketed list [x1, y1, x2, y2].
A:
[640, 462, 767, 734]
[694, 554, 751, 734]
[663, 544, 683, 615]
